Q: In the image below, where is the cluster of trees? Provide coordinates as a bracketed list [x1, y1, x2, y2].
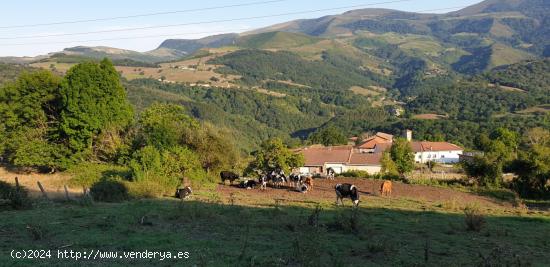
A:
[0, 59, 132, 171]
[307, 126, 347, 146]
[208, 49, 377, 90]
[486, 59, 550, 93]
[0, 59, 238, 196]
[462, 127, 550, 199]
[406, 81, 537, 120]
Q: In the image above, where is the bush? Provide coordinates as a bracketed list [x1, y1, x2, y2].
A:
[68, 162, 131, 188]
[0, 181, 31, 210]
[464, 204, 485, 232]
[90, 179, 129, 202]
[339, 170, 370, 178]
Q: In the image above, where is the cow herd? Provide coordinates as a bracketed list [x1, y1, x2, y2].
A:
[218, 170, 394, 207]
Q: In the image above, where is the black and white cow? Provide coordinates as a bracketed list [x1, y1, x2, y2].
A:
[239, 179, 257, 189]
[327, 168, 335, 180]
[175, 186, 193, 200]
[220, 171, 239, 185]
[272, 175, 286, 188]
[259, 175, 268, 190]
[268, 170, 287, 188]
[298, 182, 309, 193]
[335, 183, 359, 207]
[289, 173, 304, 188]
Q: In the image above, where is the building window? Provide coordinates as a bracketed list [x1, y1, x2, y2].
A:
[441, 155, 445, 158]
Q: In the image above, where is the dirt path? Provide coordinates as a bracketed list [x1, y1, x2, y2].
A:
[0, 167, 515, 210]
[215, 178, 513, 209]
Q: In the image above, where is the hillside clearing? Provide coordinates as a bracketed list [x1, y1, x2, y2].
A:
[412, 113, 448, 120]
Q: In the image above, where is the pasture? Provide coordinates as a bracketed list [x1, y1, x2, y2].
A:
[1, 175, 549, 266]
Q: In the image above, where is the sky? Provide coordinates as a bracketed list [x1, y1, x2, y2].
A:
[0, 0, 483, 57]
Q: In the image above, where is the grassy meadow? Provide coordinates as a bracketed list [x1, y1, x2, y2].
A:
[2, 186, 549, 267]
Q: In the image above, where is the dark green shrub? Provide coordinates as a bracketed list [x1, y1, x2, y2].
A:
[339, 170, 370, 178]
[464, 205, 485, 232]
[0, 181, 31, 210]
[90, 179, 128, 202]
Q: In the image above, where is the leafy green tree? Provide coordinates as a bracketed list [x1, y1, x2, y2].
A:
[60, 59, 133, 157]
[308, 125, 347, 146]
[511, 128, 550, 198]
[248, 138, 304, 174]
[467, 128, 519, 186]
[137, 102, 198, 150]
[380, 151, 399, 176]
[136, 103, 237, 172]
[390, 138, 414, 177]
[0, 70, 69, 170]
[462, 156, 503, 187]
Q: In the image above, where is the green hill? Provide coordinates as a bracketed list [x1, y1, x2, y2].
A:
[237, 31, 320, 49]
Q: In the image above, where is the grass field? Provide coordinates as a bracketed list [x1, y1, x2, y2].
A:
[1, 176, 549, 266]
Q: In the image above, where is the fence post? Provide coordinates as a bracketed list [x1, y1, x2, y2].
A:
[36, 181, 49, 200]
[64, 185, 70, 201]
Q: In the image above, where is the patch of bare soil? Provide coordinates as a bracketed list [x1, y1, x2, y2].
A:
[215, 178, 513, 209]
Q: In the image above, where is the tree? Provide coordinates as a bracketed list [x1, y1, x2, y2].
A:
[60, 59, 133, 158]
[467, 128, 519, 187]
[248, 138, 304, 175]
[390, 138, 414, 177]
[136, 103, 238, 172]
[511, 128, 550, 198]
[0, 70, 69, 171]
[462, 156, 503, 187]
[308, 125, 347, 146]
[137, 103, 198, 150]
[380, 151, 398, 176]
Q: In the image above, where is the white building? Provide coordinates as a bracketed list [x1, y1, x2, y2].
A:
[410, 141, 463, 164]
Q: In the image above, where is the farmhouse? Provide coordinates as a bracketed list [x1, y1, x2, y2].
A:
[371, 137, 463, 164]
[296, 145, 382, 175]
[410, 141, 463, 164]
[298, 130, 463, 175]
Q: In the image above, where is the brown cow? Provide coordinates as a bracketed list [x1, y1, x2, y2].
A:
[380, 180, 392, 196]
[304, 177, 314, 191]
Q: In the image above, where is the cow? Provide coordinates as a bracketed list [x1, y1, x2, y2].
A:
[259, 175, 268, 190]
[304, 176, 314, 191]
[327, 168, 335, 180]
[272, 175, 286, 188]
[298, 182, 309, 193]
[335, 183, 359, 207]
[289, 173, 304, 188]
[380, 180, 393, 196]
[175, 186, 193, 200]
[239, 179, 257, 189]
[220, 171, 239, 185]
[268, 170, 287, 188]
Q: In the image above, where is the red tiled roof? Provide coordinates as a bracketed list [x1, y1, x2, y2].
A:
[356, 132, 393, 149]
[375, 132, 393, 140]
[410, 141, 462, 152]
[298, 146, 381, 166]
[348, 153, 382, 165]
[374, 142, 392, 152]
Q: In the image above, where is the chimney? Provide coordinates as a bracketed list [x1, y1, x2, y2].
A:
[404, 129, 412, 142]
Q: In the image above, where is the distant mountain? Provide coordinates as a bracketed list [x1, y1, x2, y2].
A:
[2, 0, 548, 74]
[156, 33, 239, 55]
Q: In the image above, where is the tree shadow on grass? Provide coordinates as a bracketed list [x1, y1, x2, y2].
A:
[1, 194, 549, 266]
